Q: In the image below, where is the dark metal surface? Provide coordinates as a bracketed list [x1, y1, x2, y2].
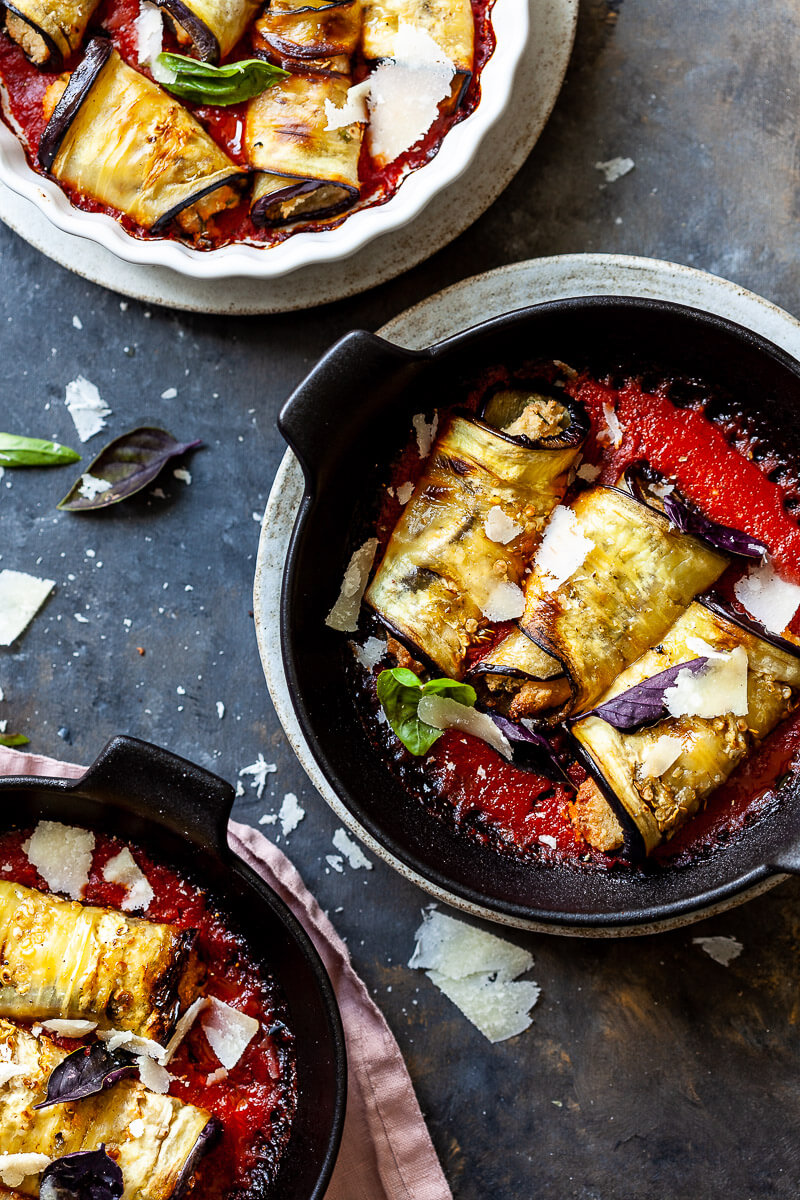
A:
[2, 1, 800, 1196]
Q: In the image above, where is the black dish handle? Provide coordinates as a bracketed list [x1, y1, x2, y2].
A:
[278, 329, 430, 489]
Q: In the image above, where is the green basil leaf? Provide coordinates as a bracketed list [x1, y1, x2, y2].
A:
[376, 668, 476, 756]
[154, 53, 287, 105]
[0, 733, 30, 747]
[57, 427, 201, 512]
[0, 434, 80, 467]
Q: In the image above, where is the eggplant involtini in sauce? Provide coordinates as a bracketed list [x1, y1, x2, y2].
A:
[0, 826, 297, 1200]
[0, 0, 491, 247]
[342, 365, 800, 869]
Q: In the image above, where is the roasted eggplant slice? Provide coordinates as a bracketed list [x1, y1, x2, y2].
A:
[361, 0, 474, 104]
[472, 485, 729, 720]
[154, 0, 260, 62]
[0, 1020, 217, 1200]
[366, 394, 588, 680]
[246, 72, 363, 224]
[37, 39, 245, 236]
[253, 0, 361, 70]
[570, 599, 800, 856]
[0, 881, 202, 1041]
[3, 0, 100, 69]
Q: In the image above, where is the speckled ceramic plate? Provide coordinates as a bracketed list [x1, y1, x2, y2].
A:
[253, 253, 800, 934]
[0, 0, 576, 312]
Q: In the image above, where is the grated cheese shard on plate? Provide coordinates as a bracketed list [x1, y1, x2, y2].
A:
[160, 997, 209, 1065]
[64, 376, 111, 442]
[22, 821, 94, 899]
[102, 847, 154, 913]
[136, 1052, 170, 1094]
[332, 827, 372, 870]
[351, 635, 385, 671]
[0, 570, 55, 646]
[533, 506, 594, 592]
[201, 997, 259, 1070]
[412, 412, 438, 459]
[733, 560, 800, 634]
[325, 538, 379, 632]
[664, 643, 748, 719]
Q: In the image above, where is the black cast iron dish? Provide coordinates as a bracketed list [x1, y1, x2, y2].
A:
[278, 296, 800, 934]
[0, 734, 346, 1197]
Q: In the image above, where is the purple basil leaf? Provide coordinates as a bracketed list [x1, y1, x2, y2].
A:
[40, 1148, 123, 1200]
[489, 714, 574, 788]
[57, 428, 202, 512]
[661, 491, 768, 559]
[581, 657, 709, 730]
[35, 1043, 137, 1109]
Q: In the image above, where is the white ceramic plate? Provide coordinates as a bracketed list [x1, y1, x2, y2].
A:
[0, 0, 577, 308]
[0, 0, 528, 280]
[253, 252, 800, 934]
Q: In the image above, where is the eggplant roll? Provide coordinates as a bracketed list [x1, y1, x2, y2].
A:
[571, 600, 800, 856]
[3, 0, 100, 69]
[0, 1019, 215, 1200]
[37, 40, 245, 235]
[246, 72, 362, 224]
[366, 393, 587, 680]
[253, 0, 361, 72]
[472, 485, 729, 720]
[154, 0, 259, 61]
[361, 0, 473, 103]
[0, 882, 201, 1042]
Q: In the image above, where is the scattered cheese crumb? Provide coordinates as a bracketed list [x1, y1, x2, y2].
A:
[692, 935, 743, 966]
[65, 376, 111, 442]
[258, 813, 277, 826]
[640, 734, 683, 778]
[326, 854, 345, 873]
[72, 315, 83, 330]
[0, 570, 55, 645]
[664, 644, 749, 719]
[417, 694, 511, 760]
[23, 820, 94, 899]
[412, 412, 438, 458]
[238, 754, 277, 800]
[160, 997, 209, 1065]
[74, 613, 89, 623]
[0, 1154, 52, 1188]
[600, 402, 624, 448]
[129, 1119, 145, 1138]
[396, 481, 415, 505]
[324, 78, 371, 129]
[136, 1053, 170, 1094]
[351, 636, 385, 671]
[206, 1067, 228, 1085]
[533, 506, 595, 592]
[538, 834, 557, 849]
[325, 538, 379, 632]
[41, 1019, 97, 1037]
[78, 473, 112, 501]
[332, 827, 373, 870]
[481, 579, 525, 621]
[733, 561, 800, 634]
[595, 156, 635, 183]
[484, 507, 524, 545]
[576, 462, 601, 482]
[216, 701, 225, 719]
[202, 997, 259, 1070]
[135, 0, 162, 63]
[161, 387, 178, 400]
[102, 847, 154, 912]
[172, 468, 192, 486]
[278, 793, 305, 838]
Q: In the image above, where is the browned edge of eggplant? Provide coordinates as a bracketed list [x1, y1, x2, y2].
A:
[153, 0, 219, 61]
[149, 927, 200, 1038]
[251, 175, 358, 227]
[698, 593, 800, 660]
[474, 388, 590, 451]
[37, 34, 112, 170]
[564, 730, 648, 863]
[3, 2, 64, 70]
[467, 662, 535, 680]
[260, 30, 345, 58]
[173, 1117, 222, 1200]
[150, 169, 248, 233]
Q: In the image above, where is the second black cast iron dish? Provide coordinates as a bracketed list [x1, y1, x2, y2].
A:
[277, 296, 800, 935]
[0, 735, 346, 1199]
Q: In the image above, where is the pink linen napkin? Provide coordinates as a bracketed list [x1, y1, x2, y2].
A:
[0, 746, 451, 1200]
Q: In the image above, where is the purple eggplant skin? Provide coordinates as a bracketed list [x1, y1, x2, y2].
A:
[250, 178, 358, 227]
[700, 594, 800, 661]
[38, 37, 113, 171]
[35, 1043, 138, 1110]
[173, 1118, 222, 1200]
[39, 1147, 124, 1200]
[152, 0, 219, 59]
[3, 3, 63, 68]
[577, 657, 709, 732]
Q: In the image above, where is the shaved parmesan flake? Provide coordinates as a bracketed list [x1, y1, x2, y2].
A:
[238, 754, 277, 800]
[206, 1067, 228, 1085]
[216, 701, 225, 719]
[0, 570, 55, 646]
[640, 735, 683, 779]
[324, 78, 371, 129]
[23, 821, 94, 899]
[418, 694, 512, 760]
[409, 910, 539, 1043]
[160, 997, 209, 1065]
[396, 481, 415, 505]
[0, 1065, 25, 1087]
[600, 402, 624, 447]
[65, 376, 111, 442]
[98, 1029, 167, 1060]
[368, 55, 454, 164]
[129, 1119, 145, 1138]
[136, 1054, 170, 1094]
[664, 645, 748, 719]
[538, 834, 557, 849]
[0, 1154, 51, 1188]
[412, 412, 438, 458]
[173, 467, 192, 484]
[102, 848, 154, 913]
[326, 854, 345, 873]
[576, 462, 601, 482]
[202, 998, 259, 1070]
[332, 827, 373, 870]
[484, 507, 523, 545]
[41, 1019, 97, 1037]
[135, 0, 162, 62]
[595, 156, 634, 183]
[325, 538, 378, 632]
[351, 635, 385, 671]
[278, 793, 305, 837]
[692, 935, 742, 966]
[78, 473, 112, 500]
[734, 561, 800, 634]
[481, 579, 525, 621]
[533, 506, 594, 592]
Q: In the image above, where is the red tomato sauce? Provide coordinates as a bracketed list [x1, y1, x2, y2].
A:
[0, 0, 495, 249]
[354, 368, 800, 872]
[0, 828, 297, 1199]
